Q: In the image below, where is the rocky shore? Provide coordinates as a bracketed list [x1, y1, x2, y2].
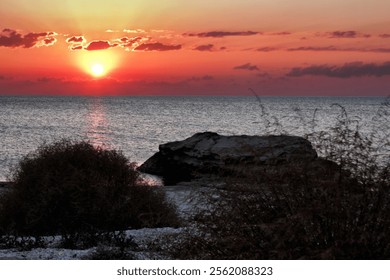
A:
[138, 131, 340, 185]
[1, 132, 387, 259]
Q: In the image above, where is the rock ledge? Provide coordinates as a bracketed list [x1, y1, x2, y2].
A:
[138, 132, 320, 184]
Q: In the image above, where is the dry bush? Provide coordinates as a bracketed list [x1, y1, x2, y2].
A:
[172, 162, 390, 259]
[0, 140, 179, 237]
[171, 95, 389, 260]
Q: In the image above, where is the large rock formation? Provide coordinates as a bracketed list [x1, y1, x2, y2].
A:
[138, 132, 328, 185]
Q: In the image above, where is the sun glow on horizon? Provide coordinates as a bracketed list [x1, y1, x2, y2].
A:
[91, 63, 105, 77]
[75, 50, 120, 78]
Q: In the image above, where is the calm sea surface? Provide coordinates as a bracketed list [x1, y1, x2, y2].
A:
[0, 95, 388, 180]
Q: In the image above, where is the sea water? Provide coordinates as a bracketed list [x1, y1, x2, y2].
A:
[0, 95, 388, 180]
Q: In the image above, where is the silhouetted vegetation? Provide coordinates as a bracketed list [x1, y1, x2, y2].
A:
[0, 140, 179, 239]
[171, 164, 390, 259]
[0, 95, 388, 259]
[170, 96, 390, 260]
[0, 235, 45, 251]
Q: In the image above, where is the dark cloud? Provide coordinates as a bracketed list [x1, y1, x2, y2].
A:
[188, 75, 214, 81]
[369, 48, 390, 53]
[325, 31, 370, 38]
[66, 36, 86, 51]
[134, 42, 181, 51]
[257, 47, 278, 52]
[379, 34, 390, 38]
[193, 44, 214, 51]
[66, 36, 85, 43]
[71, 45, 83, 50]
[133, 80, 190, 90]
[185, 31, 259, 38]
[288, 46, 340, 51]
[286, 62, 390, 78]
[0, 28, 57, 48]
[270, 32, 291, 36]
[233, 63, 259, 71]
[120, 36, 143, 47]
[329, 30, 357, 38]
[36, 77, 63, 83]
[43, 37, 56, 46]
[288, 46, 390, 53]
[85, 40, 117, 51]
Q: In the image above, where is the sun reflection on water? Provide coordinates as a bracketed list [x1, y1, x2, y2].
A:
[86, 98, 111, 148]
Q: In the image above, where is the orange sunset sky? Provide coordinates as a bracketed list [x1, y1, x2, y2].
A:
[1, 0, 390, 95]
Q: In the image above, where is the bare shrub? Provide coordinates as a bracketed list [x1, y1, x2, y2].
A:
[171, 94, 389, 259]
[171, 161, 390, 259]
[0, 140, 179, 237]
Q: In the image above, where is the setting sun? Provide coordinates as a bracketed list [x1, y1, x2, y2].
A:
[74, 50, 120, 79]
[91, 64, 105, 77]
